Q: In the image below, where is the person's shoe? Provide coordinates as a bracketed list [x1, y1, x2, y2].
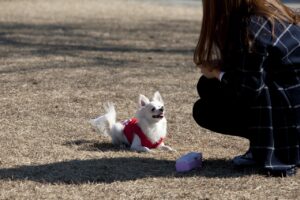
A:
[266, 166, 297, 177]
[232, 150, 257, 167]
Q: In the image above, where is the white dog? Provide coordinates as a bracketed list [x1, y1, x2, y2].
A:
[90, 91, 174, 153]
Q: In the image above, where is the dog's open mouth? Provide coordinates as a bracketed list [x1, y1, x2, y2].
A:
[153, 114, 164, 119]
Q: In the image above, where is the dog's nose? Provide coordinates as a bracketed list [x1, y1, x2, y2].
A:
[159, 107, 164, 112]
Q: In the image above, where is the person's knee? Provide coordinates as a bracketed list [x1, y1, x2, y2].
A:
[193, 98, 247, 136]
[193, 99, 208, 128]
[196, 76, 221, 99]
[196, 76, 208, 97]
[193, 99, 223, 132]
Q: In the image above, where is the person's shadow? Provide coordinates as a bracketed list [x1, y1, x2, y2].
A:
[0, 140, 261, 184]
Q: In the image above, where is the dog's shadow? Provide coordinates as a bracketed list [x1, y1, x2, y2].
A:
[64, 139, 128, 152]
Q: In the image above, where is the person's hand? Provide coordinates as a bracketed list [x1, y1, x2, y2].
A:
[199, 65, 221, 79]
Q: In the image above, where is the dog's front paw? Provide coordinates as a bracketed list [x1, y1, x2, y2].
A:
[160, 145, 176, 152]
[131, 146, 153, 153]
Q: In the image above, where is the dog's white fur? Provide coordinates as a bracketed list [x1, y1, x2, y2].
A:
[90, 91, 174, 153]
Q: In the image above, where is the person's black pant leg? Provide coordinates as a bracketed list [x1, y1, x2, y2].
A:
[193, 76, 247, 137]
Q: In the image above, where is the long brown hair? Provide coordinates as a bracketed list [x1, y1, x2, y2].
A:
[194, 0, 300, 67]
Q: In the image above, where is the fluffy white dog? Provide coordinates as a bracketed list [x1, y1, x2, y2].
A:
[90, 91, 174, 153]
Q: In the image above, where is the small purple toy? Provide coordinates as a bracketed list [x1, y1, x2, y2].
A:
[175, 152, 202, 172]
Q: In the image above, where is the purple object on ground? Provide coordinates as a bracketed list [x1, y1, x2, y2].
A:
[175, 152, 202, 172]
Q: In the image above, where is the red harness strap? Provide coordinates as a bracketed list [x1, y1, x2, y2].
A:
[123, 118, 164, 149]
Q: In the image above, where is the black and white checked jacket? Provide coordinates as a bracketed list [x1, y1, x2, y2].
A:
[221, 16, 300, 171]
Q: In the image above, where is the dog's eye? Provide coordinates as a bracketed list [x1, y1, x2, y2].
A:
[151, 108, 155, 112]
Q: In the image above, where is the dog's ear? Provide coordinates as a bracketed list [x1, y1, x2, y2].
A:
[139, 94, 150, 107]
[153, 91, 164, 104]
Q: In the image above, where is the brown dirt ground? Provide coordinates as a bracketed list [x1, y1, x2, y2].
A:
[0, 0, 299, 199]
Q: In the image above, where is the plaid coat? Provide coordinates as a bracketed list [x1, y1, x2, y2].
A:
[221, 16, 300, 172]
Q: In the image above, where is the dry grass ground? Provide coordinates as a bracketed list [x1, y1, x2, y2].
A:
[0, 0, 299, 199]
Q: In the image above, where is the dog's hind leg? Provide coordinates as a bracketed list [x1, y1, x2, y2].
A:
[109, 123, 129, 147]
[130, 135, 152, 153]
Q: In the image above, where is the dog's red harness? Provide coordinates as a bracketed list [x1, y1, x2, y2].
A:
[122, 118, 164, 149]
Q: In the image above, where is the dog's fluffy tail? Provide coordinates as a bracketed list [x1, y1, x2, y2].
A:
[103, 102, 116, 129]
[89, 102, 116, 136]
